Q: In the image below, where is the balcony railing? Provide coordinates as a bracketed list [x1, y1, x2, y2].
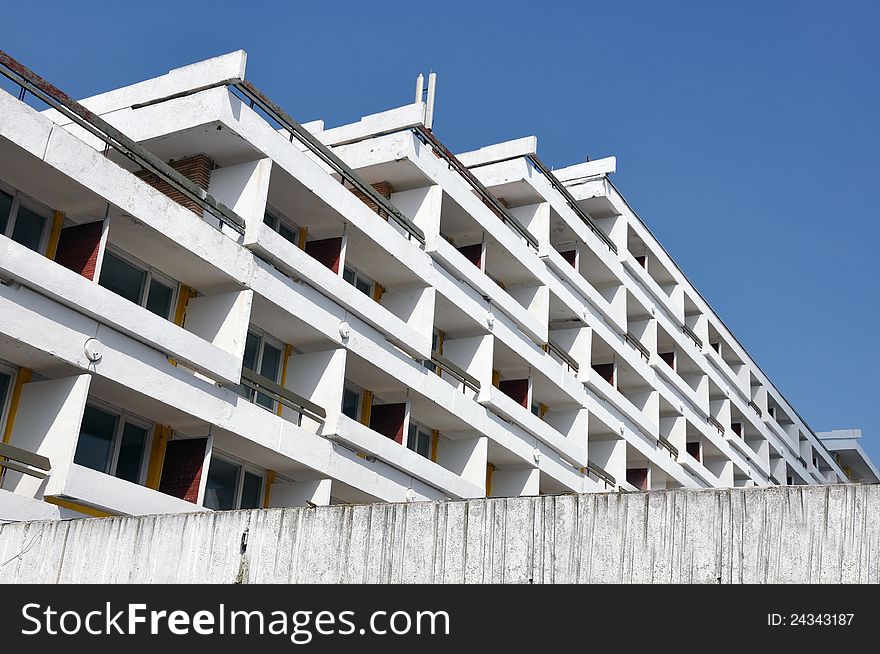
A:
[468, 152, 618, 255]
[625, 333, 650, 362]
[239, 368, 326, 425]
[545, 340, 580, 374]
[657, 434, 679, 458]
[411, 127, 538, 250]
[586, 461, 616, 488]
[682, 324, 703, 349]
[707, 415, 725, 435]
[0, 50, 247, 235]
[229, 81, 426, 246]
[430, 352, 481, 393]
[747, 399, 763, 418]
[0, 441, 51, 480]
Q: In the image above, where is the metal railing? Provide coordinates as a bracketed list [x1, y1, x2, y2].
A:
[525, 155, 618, 254]
[430, 352, 481, 393]
[586, 461, 616, 488]
[240, 367, 326, 425]
[682, 324, 703, 349]
[545, 340, 580, 373]
[411, 127, 538, 250]
[747, 399, 763, 418]
[230, 81, 425, 246]
[0, 50, 247, 235]
[0, 441, 50, 480]
[467, 152, 618, 254]
[625, 333, 650, 362]
[707, 415, 725, 435]
[657, 435, 679, 458]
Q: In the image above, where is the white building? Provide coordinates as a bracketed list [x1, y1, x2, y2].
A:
[0, 50, 870, 520]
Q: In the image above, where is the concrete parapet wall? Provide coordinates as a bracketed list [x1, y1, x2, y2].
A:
[1, 484, 878, 583]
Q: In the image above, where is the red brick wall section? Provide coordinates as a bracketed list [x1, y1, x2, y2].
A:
[53, 221, 104, 280]
[499, 379, 530, 408]
[134, 154, 216, 216]
[349, 181, 394, 215]
[158, 438, 208, 503]
[369, 403, 407, 444]
[305, 237, 343, 274]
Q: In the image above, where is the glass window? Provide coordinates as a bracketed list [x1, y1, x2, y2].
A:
[355, 276, 372, 296]
[73, 404, 151, 483]
[256, 342, 283, 409]
[74, 405, 118, 473]
[343, 266, 374, 297]
[11, 205, 46, 252]
[242, 331, 261, 373]
[0, 370, 12, 425]
[115, 422, 149, 483]
[240, 471, 263, 510]
[203, 456, 265, 511]
[407, 423, 432, 459]
[0, 190, 12, 235]
[278, 223, 297, 244]
[264, 210, 298, 245]
[99, 251, 146, 305]
[341, 386, 361, 420]
[239, 330, 284, 410]
[203, 457, 240, 511]
[145, 278, 174, 319]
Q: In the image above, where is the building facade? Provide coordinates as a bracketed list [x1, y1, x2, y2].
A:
[0, 50, 868, 519]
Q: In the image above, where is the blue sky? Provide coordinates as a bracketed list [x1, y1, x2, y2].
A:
[5, 1, 879, 465]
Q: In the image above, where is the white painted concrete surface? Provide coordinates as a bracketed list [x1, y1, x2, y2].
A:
[1, 484, 877, 584]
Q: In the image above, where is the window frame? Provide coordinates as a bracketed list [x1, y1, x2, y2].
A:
[0, 361, 18, 442]
[77, 399, 154, 485]
[263, 205, 301, 246]
[0, 180, 52, 255]
[406, 419, 433, 459]
[342, 265, 375, 297]
[204, 450, 266, 510]
[241, 327, 286, 412]
[100, 246, 180, 321]
[341, 382, 364, 421]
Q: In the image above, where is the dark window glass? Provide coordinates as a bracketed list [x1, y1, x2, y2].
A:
[0, 372, 11, 421]
[263, 212, 278, 230]
[256, 342, 283, 409]
[341, 387, 360, 420]
[278, 223, 297, 244]
[0, 190, 12, 235]
[242, 332, 260, 372]
[342, 267, 355, 285]
[416, 432, 431, 459]
[115, 422, 148, 483]
[407, 425, 432, 458]
[240, 472, 263, 509]
[74, 405, 118, 473]
[99, 252, 146, 304]
[145, 279, 174, 319]
[203, 457, 240, 511]
[11, 205, 46, 252]
[355, 276, 372, 296]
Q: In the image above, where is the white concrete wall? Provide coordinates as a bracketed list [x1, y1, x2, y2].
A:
[2, 375, 91, 499]
[4, 484, 874, 583]
[270, 479, 332, 508]
[184, 288, 253, 367]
